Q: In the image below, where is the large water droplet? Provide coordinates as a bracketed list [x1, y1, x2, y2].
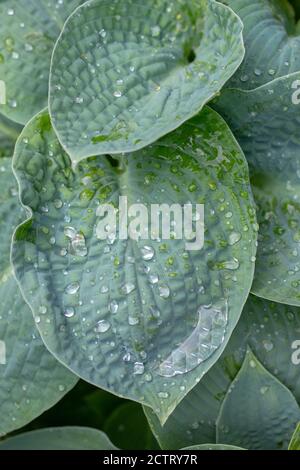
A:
[158, 300, 228, 377]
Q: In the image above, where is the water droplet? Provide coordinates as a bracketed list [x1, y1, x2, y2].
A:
[65, 282, 80, 295]
[133, 362, 144, 375]
[128, 316, 139, 326]
[113, 90, 122, 98]
[158, 301, 228, 377]
[158, 285, 170, 299]
[121, 283, 136, 295]
[100, 285, 109, 294]
[64, 226, 77, 239]
[96, 320, 111, 333]
[149, 274, 159, 284]
[228, 232, 241, 246]
[64, 307, 75, 318]
[141, 245, 154, 261]
[109, 300, 119, 314]
[58, 384, 65, 392]
[262, 340, 274, 352]
[240, 74, 249, 82]
[39, 306, 47, 315]
[158, 391, 169, 399]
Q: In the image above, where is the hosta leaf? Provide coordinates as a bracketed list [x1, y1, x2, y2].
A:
[12, 107, 257, 424]
[0, 0, 85, 124]
[0, 427, 117, 450]
[213, 72, 300, 306]
[103, 402, 159, 450]
[222, 0, 300, 90]
[289, 422, 300, 450]
[144, 295, 300, 449]
[182, 444, 245, 450]
[49, 0, 244, 162]
[216, 349, 300, 450]
[0, 157, 77, 437]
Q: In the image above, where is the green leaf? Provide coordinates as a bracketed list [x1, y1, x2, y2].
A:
[0, 427, 117, 450]
[144, 295, 300, 449]
[288, 422, 300, 450]
[104, 402, 159, 450]
[0, 114, 22, 157]
[213, 72, 300, 306]
[12, 107, 257, 424]
[222, 0, 300, 90]
[216, 349, 300, 450]
[49, 0, 244, 162]
[24, 381, 126, 431]
[0, 156, 78, 437]
[0, 0, 85, 124]
[182, 444, 245, 450]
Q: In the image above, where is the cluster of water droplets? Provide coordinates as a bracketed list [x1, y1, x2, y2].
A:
[158, 300, 228, 377]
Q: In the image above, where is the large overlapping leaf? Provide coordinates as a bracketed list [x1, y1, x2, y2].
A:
[289, 422, 300, 450]
[0, 155, 77, 437]
[49, 0, 244, 162]
[0, 0, 85, 124]
[223, 0, 300, 90]
[213, 72, 300, 306]
[144, 295, 300, 449]
[216, 349, 300, 450]
[183, 444, 245, 450]
[12, 107, 257, 424]
[0, 427, 117, 450]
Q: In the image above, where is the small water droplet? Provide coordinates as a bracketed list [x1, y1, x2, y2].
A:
[65, 282, 80, 295]
[141, 245, 154, 261]
[159, 285, 170, 299]
[158, 391, 169, 399]
[109, 300, 119, 314]
[133, 362, 144, 375]
[64, 307, 75, 318]
[96, 320, 111, 333]
[121, 283, 136, 295]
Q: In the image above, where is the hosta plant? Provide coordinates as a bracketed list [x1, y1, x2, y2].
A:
[0, 0, 299, 452]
